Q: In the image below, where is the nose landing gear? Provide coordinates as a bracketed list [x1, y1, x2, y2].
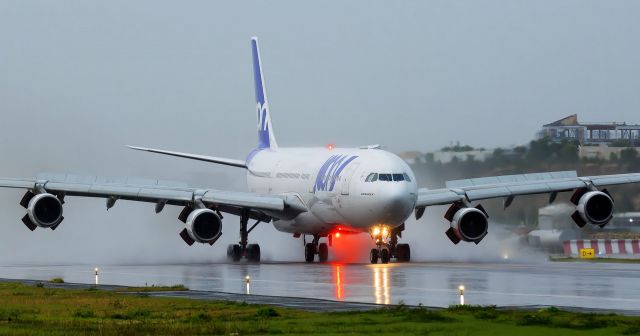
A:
[369, 224, 410, 264]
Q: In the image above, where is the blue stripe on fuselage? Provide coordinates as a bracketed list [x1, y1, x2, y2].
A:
[313, 155, 358, 192]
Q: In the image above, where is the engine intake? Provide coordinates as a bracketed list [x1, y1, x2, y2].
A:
[25, 193, 64, 229]
[181, 208, 223, 245]
[444, 203, 489, 244]
[571, 189, 614, 227]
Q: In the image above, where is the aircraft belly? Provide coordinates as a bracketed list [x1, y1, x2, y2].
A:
[273, 212, 326, 234]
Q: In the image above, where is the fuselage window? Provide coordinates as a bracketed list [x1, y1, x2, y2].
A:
[392, 174, 404, 181]
[365, 173, 378, 182]
[378, 174, 392, 181]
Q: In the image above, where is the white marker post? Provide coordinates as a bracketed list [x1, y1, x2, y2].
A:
[245, 275, 251, 295]
[458, 285, 465, 305]
[94, 267, 99, 286]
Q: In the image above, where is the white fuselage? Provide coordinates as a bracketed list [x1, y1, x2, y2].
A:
[246, 147, 418, 235]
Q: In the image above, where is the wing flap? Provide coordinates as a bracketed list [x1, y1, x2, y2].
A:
[0, 178, 37, 189]
[589, 173, 640, 186]
[202, 190, 284, 211]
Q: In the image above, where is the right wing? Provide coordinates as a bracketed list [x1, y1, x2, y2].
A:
[0, 173, 307, 244]
[416, 171, 640, 207]
[414, 170, 640, 245]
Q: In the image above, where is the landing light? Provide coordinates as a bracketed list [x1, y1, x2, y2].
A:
[335, 232, 341, 238]
[373, 227, 381, 236]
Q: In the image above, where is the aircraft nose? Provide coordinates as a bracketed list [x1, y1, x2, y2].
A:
[378, 184, 415, 223]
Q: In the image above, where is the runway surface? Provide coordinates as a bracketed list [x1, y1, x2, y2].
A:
[1, 261, 639, 314]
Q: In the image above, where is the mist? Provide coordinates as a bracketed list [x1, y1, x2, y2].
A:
[1, 1, 638, 265]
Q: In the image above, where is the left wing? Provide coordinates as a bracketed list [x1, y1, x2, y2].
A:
[415, 170, 640, 245]
[0, 173, 307, 245]
[127, 146, 248, 168]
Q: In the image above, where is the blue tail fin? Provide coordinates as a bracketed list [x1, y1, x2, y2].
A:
[252, 37, 278, 150]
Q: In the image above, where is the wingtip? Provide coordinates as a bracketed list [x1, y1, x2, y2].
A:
[127, 145, 146, 151]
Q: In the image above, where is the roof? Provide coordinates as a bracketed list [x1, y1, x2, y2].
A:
[544, 114, 578, 127]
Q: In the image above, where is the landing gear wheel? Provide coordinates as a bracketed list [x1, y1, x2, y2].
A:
[396, 244, 411, 262]
[227, 244, 241, 262]
[305, 243, 316, 263]
[370, 248, 379, 264]
[380, 248, 390, 264]
[247, 244, 261, 262]
[318, 243, 329, 262]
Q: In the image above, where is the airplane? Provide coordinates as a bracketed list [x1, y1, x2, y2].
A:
[1, 37, 640, 264]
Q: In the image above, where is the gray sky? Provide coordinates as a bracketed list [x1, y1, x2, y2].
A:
[0, 1, 639, 265]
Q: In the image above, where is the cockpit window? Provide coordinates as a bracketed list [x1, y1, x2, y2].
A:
[365, 173, 378, 182]
[392, 174, 404, 181]
[403, 173, 412, 182]
[378, 174, 392, 181]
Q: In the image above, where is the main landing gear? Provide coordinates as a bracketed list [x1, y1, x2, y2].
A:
[227, 210, 262, 262]
[304, 234, 329, 263]
[369, 224, 411, 264]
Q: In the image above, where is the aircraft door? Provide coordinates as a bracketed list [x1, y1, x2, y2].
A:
[340, 163, 360, 195]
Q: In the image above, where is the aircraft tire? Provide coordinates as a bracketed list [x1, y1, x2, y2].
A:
[396, 244, 411, 262]
[380, 248, 390, 264]
[227, 244, 241, 262]
[305, 243, 316, 263]
[370, 248, 379, 264]
[247, 244, 261, 262]
[318, 243, 328, 262]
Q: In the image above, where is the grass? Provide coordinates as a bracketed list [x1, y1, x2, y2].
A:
[0, 282, 639, 335]
[118, 284, 190, 292]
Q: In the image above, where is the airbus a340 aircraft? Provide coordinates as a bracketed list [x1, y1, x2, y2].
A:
[2, 38, 640, 264]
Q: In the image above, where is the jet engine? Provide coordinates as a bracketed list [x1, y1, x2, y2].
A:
[444, 202, 489, 245]
[21, 192, 64, 230]
[570, 189, 614, 228]
[179, 208, 223, 245]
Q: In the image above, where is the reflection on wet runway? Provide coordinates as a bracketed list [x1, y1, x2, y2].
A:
[373, 266, 390, 304]
[1, 261, 640, 313]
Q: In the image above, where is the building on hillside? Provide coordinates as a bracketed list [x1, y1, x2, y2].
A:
[431, 149, 493, 163]
[537, 114, 640, 146]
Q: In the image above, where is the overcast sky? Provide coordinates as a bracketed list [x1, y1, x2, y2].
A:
[0, 1, 638, 264]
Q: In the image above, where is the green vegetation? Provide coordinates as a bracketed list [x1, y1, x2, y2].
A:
[50, 277, 64, 283]
[1, 282, 639, 335]
[119, 284, 189, 292]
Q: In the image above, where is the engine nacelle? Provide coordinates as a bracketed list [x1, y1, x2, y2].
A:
[573, 190, 614, 227]
[444, 203, 489, 244]
[184, 209, 223, 244]
[26, 193, 63, 228]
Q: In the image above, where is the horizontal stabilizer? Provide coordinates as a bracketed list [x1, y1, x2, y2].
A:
[128, 146, 247, 168]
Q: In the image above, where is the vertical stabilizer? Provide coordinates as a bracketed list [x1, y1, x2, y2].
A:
[251, 37, 278, 150]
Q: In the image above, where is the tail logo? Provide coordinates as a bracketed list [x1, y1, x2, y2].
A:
[257, 102, 269, 131]
[313, 155, 359, 192]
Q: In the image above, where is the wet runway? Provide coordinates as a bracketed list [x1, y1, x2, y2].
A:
[1, 261, 639, 314]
